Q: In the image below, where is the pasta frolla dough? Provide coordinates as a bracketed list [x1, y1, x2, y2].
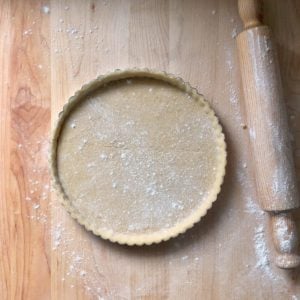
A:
[51, 69, 226, 245]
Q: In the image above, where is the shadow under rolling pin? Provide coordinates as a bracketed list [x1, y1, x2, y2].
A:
[236, 0, 300, 269]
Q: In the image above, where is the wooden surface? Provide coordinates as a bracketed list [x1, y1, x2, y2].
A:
[1, 0, 300, 299]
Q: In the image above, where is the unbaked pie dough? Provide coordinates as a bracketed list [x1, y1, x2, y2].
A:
[51, 69, 226, 245]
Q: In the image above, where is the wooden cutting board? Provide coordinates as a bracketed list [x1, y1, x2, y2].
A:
[1, 0, 300, 299]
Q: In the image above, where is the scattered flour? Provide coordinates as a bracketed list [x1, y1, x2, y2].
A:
[145, 186, 157, 196]
[100, 153, 108, 160]
[254, 225, 270, 270]
[32, 203, 40, 209]
[231, 28, 238, 39]
[51, 221, 130, 299]
[244, 197, 264, 217]
[42, 5, 50, 14]
[249, 127, 256, 140]
[112, 182, 117, 189]
[18, 138, 50, 224]
[52, 224, 63, 250]
[273, 215, 295, 253]
[23, 29, 33, 36]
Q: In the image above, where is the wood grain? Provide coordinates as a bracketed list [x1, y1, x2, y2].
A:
[0, 0, 51, 299]
[1, 0, 300, 299]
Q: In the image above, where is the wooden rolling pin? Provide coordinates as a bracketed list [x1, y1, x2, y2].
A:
[237, 0, 300, 269]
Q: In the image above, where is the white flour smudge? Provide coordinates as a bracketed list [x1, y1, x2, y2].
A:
[254, 225, 270, 270]
[249, 127, 256, 140]
[273, 215, 295, 253]
[42, 5, 50, 14]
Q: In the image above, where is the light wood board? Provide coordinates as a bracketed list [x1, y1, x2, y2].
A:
[1, 0, 300, 299]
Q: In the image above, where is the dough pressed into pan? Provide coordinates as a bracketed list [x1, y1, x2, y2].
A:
[51, 69, 226, 245]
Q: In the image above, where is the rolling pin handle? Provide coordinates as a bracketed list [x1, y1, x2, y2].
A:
[271, 212, 300, 269]
[238, 0, 262, 29]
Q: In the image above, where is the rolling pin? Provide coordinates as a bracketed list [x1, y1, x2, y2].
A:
[236, 0, 300, 269]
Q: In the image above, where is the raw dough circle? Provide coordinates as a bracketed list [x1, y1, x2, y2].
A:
[51, 69, 226, 245]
